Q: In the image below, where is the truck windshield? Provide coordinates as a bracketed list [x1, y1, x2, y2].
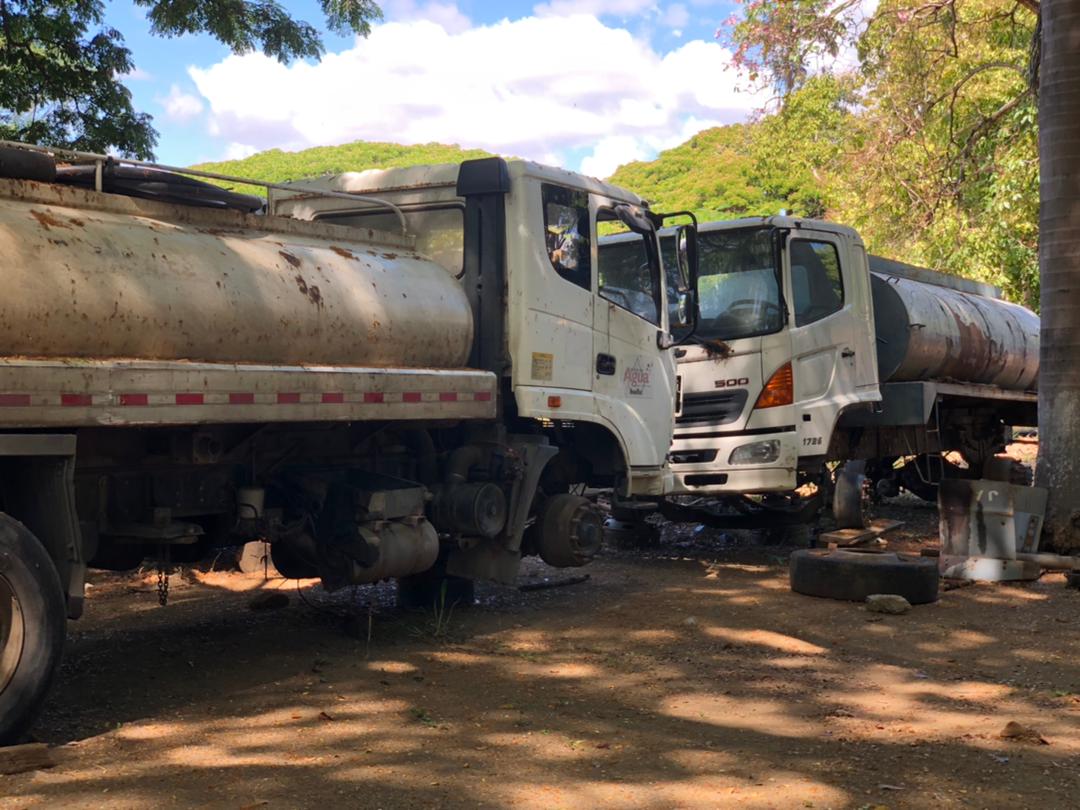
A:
[662, 226, 781, 342]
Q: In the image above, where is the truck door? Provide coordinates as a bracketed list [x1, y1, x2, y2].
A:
[592, 202, 676, 470]
[785, 230, 867, 454]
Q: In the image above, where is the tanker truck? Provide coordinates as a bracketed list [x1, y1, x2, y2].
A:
[641, 216, 1038, 528]
[0, 142, 697, 743]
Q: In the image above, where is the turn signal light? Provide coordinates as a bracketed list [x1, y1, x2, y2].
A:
[754, 362, 793, 409]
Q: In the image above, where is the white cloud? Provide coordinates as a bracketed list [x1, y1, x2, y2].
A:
[383, 0, 471, 33]
[222, 142, 259, 161]
[534, 0, 657, 17]
[120, 66, 154, 82]
[189, 14, 767, 174]
[664, 3, 689, 28]
[160, 84, 204, 122]
[580, 135, 650, 178]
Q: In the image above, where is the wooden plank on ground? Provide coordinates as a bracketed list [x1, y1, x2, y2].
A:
[0, 743, 56, 775]
[819, 519, 905, 548]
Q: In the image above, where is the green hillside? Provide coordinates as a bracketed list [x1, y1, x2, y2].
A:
[192, 140, 494, 196]
[609, 125, 773, 222]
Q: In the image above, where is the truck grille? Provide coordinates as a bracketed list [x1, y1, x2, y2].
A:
[675, 390, 749, 426]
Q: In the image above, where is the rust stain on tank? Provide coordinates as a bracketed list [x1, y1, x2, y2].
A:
[294, 275, 323, 308]
[330, 246, 356, 260]
[31, 210, 70, 230]
[279, 250, 302, 268]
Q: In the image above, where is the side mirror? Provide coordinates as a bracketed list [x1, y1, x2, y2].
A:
[669, 224, 698, 343]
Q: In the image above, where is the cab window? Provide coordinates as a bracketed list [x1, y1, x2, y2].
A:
[325, 204, 464, 277]
[597, 209, 661, 325]
[790, 240, 843, 326]
[542, 184, 591, 291]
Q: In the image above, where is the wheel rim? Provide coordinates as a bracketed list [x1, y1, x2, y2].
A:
[0, 573, 25, 694]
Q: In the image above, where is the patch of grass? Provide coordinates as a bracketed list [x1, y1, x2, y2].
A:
[410, 707, 437, 726]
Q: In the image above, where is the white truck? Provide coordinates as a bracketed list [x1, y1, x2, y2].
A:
[649, 217, 1038, 529]
[0, 143, 696, 742]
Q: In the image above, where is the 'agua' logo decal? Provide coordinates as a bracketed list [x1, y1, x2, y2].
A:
[623, 358, 654, 397]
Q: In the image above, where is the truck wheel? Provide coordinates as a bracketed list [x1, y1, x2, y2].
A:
[833, 460, 870, 529]
[789, 548, 939, 604]
[0, 515, 66, 744]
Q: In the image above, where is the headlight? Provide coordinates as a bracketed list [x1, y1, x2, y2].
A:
[728, 439, 781, 465]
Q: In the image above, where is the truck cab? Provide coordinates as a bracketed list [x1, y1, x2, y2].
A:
[663, 217, 880, 495]
[278, 158, 690, 497]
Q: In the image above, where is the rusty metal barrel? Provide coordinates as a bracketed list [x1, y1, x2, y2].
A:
[869, 261, 1039, 390]
[0, 179, 474, 368]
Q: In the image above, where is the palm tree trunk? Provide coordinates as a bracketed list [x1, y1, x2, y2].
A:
[1036, 0, 1080, 552]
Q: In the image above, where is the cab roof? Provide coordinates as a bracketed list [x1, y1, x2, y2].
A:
[692, 216, 862, 242]
[282, 158, 648, 208]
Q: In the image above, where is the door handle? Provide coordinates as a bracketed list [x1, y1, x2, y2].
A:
[596, 353, 617, 376]
[841, 348, 855, 358]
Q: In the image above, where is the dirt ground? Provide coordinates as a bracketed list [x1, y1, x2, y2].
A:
[4, 451, 1080, 809]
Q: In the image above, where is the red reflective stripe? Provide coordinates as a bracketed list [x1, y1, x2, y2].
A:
[0, 394, 30, 406]
[277, 392, 301, 404]
[61, 394, 92, 407]
[321, 392, 345, 404]
[363, 392, 384, 404]
[229, 393, 255, 405]
[119, 393, 148, 406]
[439, 392, 458, 402]
[175, 393, 204, 405]
[475, 392, 492, 402]
[403, 392, 422, 403]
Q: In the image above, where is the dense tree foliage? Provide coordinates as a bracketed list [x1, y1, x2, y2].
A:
[617, 0, 1040, 307]
[0, 0, 381, 158]
[720, 0, 864, 103]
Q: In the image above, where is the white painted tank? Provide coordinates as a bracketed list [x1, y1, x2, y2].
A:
[0, 179, 474, 368]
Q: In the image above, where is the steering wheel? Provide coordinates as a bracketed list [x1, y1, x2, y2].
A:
[726, 298, 781, 318]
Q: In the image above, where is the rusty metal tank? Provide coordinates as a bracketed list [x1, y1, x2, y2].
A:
[0, 178, 474, 368]
[869, 257, 1039, 390]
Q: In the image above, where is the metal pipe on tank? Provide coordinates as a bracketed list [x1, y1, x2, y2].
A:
[870, 273, 1039, 390]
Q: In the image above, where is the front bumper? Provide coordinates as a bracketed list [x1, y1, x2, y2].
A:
[667, 430, 799, 494]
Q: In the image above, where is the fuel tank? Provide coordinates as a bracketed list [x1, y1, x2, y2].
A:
[0, 179, 474, 368]
[870, 263, 1039, 390]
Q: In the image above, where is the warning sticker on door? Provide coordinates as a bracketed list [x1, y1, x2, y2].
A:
[531, 352, 554, 381]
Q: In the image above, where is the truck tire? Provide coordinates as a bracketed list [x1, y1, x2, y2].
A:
[833, 460, 870, 529]
[789, 548, 939, 604]
[0, 515, 66, 744]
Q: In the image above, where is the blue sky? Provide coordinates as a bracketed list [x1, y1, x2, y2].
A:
[106, 0, 757, 175]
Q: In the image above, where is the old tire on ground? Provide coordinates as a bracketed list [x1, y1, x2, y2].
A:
[0, 514, 66, 744]
[789, 548, 939, 604]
